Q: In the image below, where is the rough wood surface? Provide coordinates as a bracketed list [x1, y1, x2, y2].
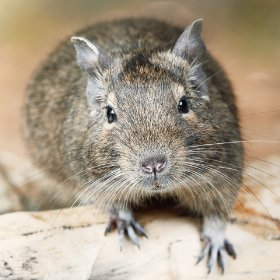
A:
[0, 207, 279, 280]
[0, 152, 279, 279]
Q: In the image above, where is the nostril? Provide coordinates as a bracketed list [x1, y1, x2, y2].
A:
[141, 163, 154, 174]
[155, 160, 167, 173]
[141, 157, 167, 174]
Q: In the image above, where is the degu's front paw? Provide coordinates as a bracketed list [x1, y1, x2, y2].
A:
[196, 235, 236, 274]
[104, 207, 147, 250]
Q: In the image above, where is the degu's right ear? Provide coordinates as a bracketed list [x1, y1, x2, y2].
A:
[71, 36, 111, 72]
[172, 19, 209, 101]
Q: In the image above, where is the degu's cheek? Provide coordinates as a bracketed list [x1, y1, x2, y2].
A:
[181, 110, 197, 122]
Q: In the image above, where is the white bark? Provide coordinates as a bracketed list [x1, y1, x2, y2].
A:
[0, 152, 279, 279]
[0, 205, 279, 279]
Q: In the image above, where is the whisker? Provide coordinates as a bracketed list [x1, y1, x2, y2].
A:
[189, 139, 280, 149]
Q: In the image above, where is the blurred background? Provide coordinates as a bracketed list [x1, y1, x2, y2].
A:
[0, 0, 279, 212]
[0, 0, 279, 158]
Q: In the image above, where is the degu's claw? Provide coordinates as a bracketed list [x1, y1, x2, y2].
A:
[104, 227, 109, 236]
[104, 224, 114, 235]
[207, 246, 218, 274]
[197, 235, 236, 274]
[105, 207, 146, 249]
[118, 227, 125, 251]
[132, 221, 148, 238]
[218, 250, 226, 274]
[224, 239, 237, 259]
[195, 256, 203, 265]
[127, 225, 141, 248]
[196, 240, 210, 265]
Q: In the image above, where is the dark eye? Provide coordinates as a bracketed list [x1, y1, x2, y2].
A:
[106, 106, 117, 123]
[178, 96, 189, 114]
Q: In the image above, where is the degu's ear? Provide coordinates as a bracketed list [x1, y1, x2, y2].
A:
[172, 18, 205, 62]
[172, 19, 209, 101]
[71, 36, 111, 110]
[71, 36, 111, 72]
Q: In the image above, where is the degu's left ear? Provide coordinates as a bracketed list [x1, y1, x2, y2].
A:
[71, 36, 111, 72]
[71, 36, 111, 110]
[172, 19, 209, 101]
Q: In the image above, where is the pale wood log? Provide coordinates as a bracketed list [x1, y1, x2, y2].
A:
[0, 204, 279, 279]
[0, 152, 279, 279]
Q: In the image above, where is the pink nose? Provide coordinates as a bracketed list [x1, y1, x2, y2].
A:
[141, 158, 167, 174]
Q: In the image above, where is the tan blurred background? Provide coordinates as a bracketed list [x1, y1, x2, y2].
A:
[0, 0, 279, 159]
[0, 4, 279, 275]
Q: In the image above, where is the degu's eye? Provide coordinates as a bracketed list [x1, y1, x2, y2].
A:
[106, 106, 117, 123]
[178, 96, 189, 114]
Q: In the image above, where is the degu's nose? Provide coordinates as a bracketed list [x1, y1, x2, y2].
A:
[141, 157, 167, 174]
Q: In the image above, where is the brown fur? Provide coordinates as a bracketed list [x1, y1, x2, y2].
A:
[24, 18, 243, 219]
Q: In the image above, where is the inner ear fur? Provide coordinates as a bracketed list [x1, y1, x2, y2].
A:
[172, 19, 209, 101]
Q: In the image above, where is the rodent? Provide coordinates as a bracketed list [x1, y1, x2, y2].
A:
[24, 17, 243, 273]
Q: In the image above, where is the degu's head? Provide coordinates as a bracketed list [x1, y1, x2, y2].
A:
[71, 19, 224, 206]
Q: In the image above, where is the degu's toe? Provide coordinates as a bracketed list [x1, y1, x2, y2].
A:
[217, 249, 226, 274]
[196, 237, 210, 265]
[105, 209, 147, 249]
[197, 237, 236, 274]
[117, 219, 146, 249]
[131, 220, 148, 238]
[126, 225, 140, 248]
[104, 222, 115, 235]
[224, 239, 237, 259]
[207, 245, 219, 274]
